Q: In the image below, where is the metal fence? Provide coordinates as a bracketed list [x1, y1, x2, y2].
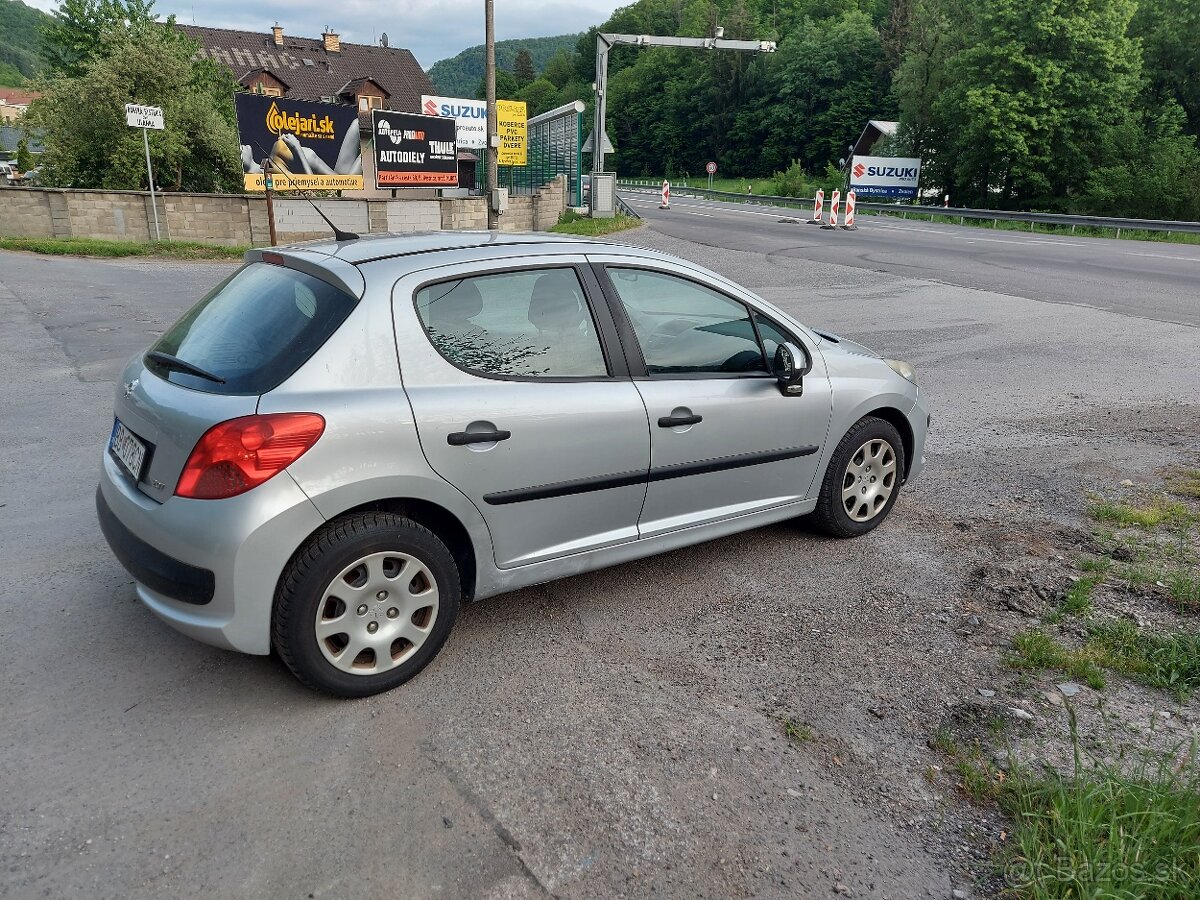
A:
[474, 101, 585, 205]
[616, 181, 1200, 237]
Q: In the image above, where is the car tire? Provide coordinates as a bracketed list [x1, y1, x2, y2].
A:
[811, 416, 906, 538]
[273, 512, 461, 698]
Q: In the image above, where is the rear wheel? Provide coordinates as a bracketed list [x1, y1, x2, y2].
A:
[811, 416, 905, 538]
[273, 512, 460, 697]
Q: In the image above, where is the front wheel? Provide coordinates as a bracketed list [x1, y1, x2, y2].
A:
[811, 416, 906, 538]
[273, 512, 461, 697]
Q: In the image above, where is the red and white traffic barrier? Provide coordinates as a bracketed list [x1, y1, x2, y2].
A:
[808, 189, 824, 224]
[660, 180, 670, 209]
[825, 189, 841, 228]
[842, 190, 857, 229]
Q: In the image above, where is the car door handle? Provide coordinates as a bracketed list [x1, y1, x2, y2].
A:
[447, 429, 512, 446]
[657, 414, 702, 428]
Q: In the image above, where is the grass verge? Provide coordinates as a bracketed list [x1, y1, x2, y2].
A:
[999, 712, 1200, 898]
[1088, 492, 1199, 612]
[549, 211, 641, 236]
[0, 236, 247, 260]
[1007, 621, 1200, 700]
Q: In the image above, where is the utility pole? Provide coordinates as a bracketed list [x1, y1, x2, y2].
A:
[262, 156, 278, 246]
[485, 0, 498, 230]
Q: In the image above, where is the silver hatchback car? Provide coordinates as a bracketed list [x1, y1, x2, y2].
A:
[97, 232, 928, 696]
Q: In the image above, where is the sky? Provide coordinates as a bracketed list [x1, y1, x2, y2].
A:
[20, 0, 628, 68]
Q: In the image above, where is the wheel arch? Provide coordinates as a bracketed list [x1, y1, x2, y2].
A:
[278, 497, 479, 606]
[862, 405, 915, 481]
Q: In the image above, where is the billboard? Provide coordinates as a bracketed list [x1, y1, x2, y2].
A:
[234, 93, 363, 191]
[372, 110, 458, 187]
[496, 100, 527, 166]
[849, 156, 922, 200]
[421, 95, 487, 150]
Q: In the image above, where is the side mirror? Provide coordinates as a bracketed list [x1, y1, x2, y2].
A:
[774, 343, 806, 396]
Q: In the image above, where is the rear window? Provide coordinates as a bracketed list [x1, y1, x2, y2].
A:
[146, 262, 357, 394]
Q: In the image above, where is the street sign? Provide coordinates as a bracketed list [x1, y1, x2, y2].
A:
[705, 161, 717, 175]
[125, 104, 164, 130]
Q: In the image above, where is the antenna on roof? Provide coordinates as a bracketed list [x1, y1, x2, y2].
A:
[253, 141, 360, 243]
[381, 32, 388, 48]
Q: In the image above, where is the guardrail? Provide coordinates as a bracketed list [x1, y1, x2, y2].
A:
[614, 194, 641, 219]
[616, 181, 1200, 236]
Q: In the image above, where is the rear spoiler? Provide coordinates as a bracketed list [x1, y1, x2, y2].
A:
[243, 248, 366, 300]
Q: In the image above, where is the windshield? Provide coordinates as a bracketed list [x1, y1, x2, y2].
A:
[146, 262, 357, 395]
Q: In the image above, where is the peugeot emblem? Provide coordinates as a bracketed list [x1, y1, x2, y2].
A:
[123, 378, 139, 399]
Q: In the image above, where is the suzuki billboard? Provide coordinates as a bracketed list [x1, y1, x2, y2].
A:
[849, 156, 921, 200]
[421, 95, 487, 150]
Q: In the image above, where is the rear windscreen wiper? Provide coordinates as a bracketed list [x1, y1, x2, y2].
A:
[145, 350, 226, 384]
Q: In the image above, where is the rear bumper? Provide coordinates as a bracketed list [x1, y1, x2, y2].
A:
[97, 488, 215, 605]
[96, 449, 325, 654]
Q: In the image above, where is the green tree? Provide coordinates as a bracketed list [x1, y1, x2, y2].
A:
[15, 136, 34, 172]
[43, 0, 156, 76]
[476, 68, 519, 100]
[25, 20, 240, 191]
[1132, 0, 1200, 137]
[541, 48, 575, 89]
[513, 47, 536, 87]
[516, 77, 561, 118]
[928, 0, 1142, 208]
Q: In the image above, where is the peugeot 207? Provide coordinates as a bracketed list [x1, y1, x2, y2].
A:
[97, 232, 929, 697]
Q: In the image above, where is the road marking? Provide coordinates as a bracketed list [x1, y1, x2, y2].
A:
[685, 211, 714, 217]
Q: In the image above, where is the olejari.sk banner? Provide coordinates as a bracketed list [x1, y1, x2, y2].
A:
[234, 93, 364, 191]
[421, 95, 486, 150]
[849, 156, 922, 201]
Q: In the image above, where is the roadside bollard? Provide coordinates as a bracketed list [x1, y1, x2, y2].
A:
[807, 189, 824, 225]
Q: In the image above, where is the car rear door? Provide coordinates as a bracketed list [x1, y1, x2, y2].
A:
[589, 257, 832, 538]
[393, 258, 651, 569]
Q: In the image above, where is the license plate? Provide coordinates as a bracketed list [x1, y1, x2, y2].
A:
[109, 418, 147, 482]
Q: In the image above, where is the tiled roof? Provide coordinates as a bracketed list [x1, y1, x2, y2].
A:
[178, 24, 433, 121]
[0, 89, 42, 106]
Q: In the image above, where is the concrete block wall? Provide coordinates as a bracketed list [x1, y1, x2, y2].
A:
[441, 197, 488, 231]
[65, 191, 155, 241]
[386, 200, 441, 233]
[0, 176, 570, 246]
[162, 194, 256, 246]
[0, 188, 54, 237]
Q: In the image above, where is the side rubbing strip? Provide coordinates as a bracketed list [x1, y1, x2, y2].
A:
[481, 445, 818, 506]
[483, 469, 648, 506]
[647, 445, 818, 483]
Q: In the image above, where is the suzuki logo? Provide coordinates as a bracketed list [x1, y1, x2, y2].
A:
[852, 162, 865, 179]
[123, 378, 139, 399]
[423, 99, 438, 116]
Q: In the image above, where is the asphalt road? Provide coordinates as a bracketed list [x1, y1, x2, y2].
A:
[621, 189, 1200, 327]
[2, 231, 1198, 899]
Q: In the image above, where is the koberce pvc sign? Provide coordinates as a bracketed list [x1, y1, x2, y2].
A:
[850, 156, 922, 200]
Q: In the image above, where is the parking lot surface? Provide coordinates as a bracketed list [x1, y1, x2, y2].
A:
[2, 226, 1198, 898]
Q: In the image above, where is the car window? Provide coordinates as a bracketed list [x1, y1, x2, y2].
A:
[414, 267, 609, 379]
[147, 262, 357, 395]
[607, 268, 768, 376]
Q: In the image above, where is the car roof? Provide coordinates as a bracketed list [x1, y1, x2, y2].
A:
[283, 230, 653, 265]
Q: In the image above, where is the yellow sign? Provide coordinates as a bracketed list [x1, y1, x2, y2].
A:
[496, 100, 527, 166]
[243, 173, 365, 191]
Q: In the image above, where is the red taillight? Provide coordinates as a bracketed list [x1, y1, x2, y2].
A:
[176, 413, 325, 500]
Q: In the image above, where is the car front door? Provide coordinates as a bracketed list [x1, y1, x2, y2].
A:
[393, 260, 651, 569]
[591, 259, 832, 538]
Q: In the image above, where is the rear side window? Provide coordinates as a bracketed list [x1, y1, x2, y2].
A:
[414, 268, 609, 379]
[147, 263, 357, 394]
